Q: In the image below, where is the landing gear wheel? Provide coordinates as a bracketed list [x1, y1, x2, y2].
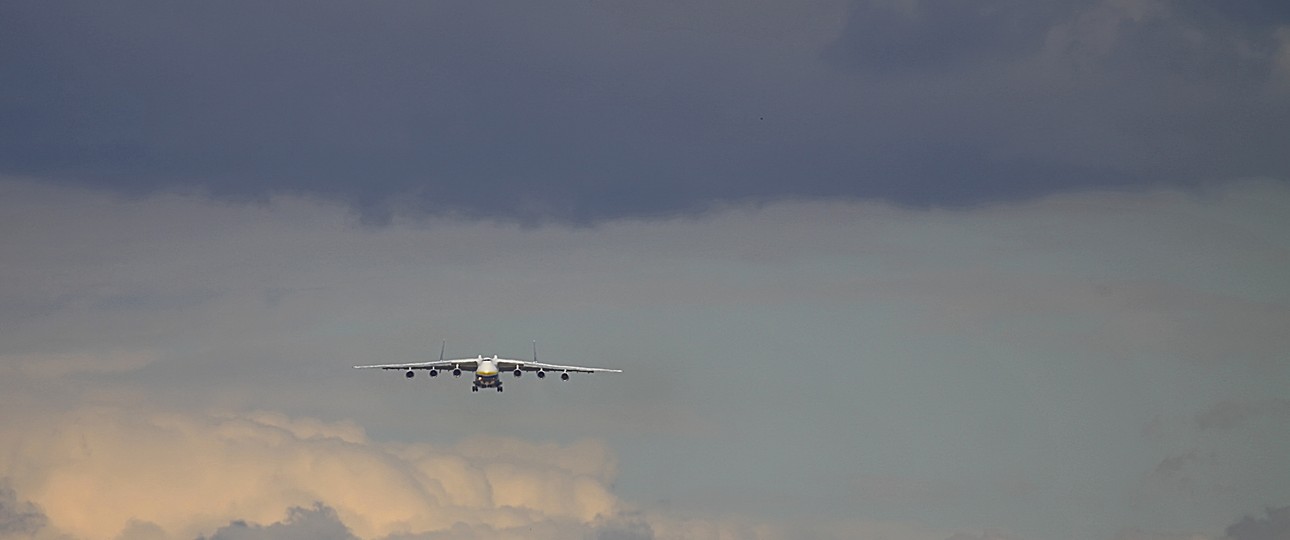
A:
[471, 386, 478, 392]
[497, 387, 503, 393]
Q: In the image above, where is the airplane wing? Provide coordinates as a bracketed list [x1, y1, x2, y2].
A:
[353, 357, 481, 371]
[492, 358, 621, 374]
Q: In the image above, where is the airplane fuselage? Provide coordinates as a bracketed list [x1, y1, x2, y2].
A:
[473, 359, 502, 392]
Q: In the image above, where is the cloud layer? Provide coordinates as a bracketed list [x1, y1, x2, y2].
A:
[0, 178, 1287, 540]
[0, 407, 625, 540]
[0, 406, 956, 540]
[2, 1, 1287, 222]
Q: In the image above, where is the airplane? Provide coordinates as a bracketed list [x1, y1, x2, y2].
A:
[353, 341, 621, 393]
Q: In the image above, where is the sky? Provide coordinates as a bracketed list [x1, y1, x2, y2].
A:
[1, 1, 1288, 540]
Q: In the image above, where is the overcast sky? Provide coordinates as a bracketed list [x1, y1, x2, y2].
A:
[1, 2, 1288, 540]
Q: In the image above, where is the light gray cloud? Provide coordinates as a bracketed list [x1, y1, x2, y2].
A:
[944, 532, 1023, 540]
[592, 520, 654, 540]
[1112, 529, 1212, 540]
[113, 521, 168, 540]
[1, 179, 1288, 540]
[1195, 400, 1290, 431]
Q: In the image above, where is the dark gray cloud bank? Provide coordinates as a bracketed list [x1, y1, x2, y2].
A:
[1225, 505, 1290, 540]
[199, 505, 358, 540]
[3, 0, 1287, 223]
[0, 485, 47, 538]
[187, 502, 1290, 540]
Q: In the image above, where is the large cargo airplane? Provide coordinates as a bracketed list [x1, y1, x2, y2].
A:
[354, 341, 621, 393]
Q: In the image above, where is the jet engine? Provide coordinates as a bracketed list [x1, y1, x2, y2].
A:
[537, 370, 546, 379]
[405, 370, 415, 378]
[452, 368, 462, 377]
[560, 372, 570, 381]
[428, 369, 438, 377]
[513, 369, 523, 377]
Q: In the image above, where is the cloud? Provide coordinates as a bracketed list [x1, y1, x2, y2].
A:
[1195, 400, 1290, 431]
[1113, 529, 1212, 540]
[200, 504, 358, 540]
[1223, 506, 1290, 540]
[375, 517, 653, 540]
[0, 406, 975, 540]
[0, 407, 622, 540]
[825, 0, 1055, 71]
[1, 179, 1289, 540]
[1138, 450, 1224, 501]
[944, 532, 1022, 540]
[0, 485, 48, 538]
[2, 2, 1287, 223]
[0, 350, 159, 379]
[112, 521, 168, 540]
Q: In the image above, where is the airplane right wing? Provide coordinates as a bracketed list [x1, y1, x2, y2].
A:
[353, 357, 482, 371]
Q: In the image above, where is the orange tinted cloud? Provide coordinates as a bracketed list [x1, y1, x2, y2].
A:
[0, 407, 619, 540]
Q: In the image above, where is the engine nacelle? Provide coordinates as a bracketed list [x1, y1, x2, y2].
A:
[513, 369, 523, 377]
[452, 368, 462, 377]
[428, 369, 438, 377]
[560, 372, 570, 381]
[536, 370, 546, 379]
[405, 370, 415, 379]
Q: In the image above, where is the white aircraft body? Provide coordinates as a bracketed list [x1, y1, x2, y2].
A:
[354, 342, 621, 393]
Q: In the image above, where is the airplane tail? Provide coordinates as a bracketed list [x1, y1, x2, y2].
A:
[440, 340, 446, 361]
[532, 340, 538, 363]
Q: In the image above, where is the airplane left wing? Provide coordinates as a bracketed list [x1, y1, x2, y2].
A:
[492, 358, 621, 374]
[492, 342, 621, 374]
